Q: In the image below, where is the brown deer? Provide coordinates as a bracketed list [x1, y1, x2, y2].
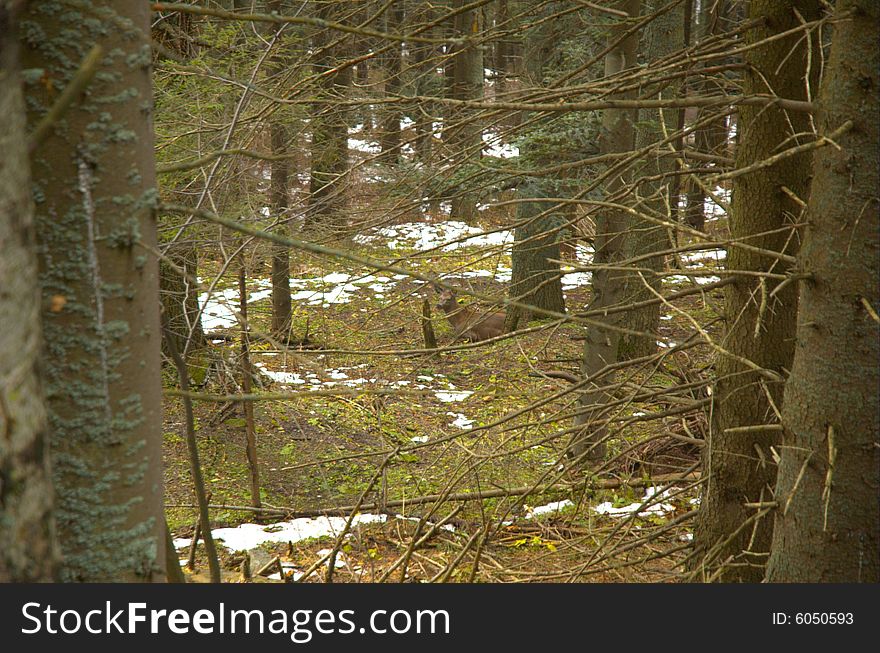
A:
[434, 286, 506, 342]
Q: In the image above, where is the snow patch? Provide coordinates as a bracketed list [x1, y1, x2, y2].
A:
[446, 412, 474, 429]
[593, 487, 676, 518]
[173, 514, 388, 552]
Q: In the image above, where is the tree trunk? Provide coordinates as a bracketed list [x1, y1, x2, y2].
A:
[0, 2, 58, 582]
[618, 0, 685, 360]
[270, 121, 292, 335]
[305, 6, 349, 236]
[494, 0, 513, 93]
[506, 182, 566, 328]
[160, 240, 204, 357]
[411, 4, 437, 165]
[683, 0, 729, 231]
[379, 2, 404, 163]
[505, 9, 568, 330]
[267, 0, 291, 337]
[21, 0, 166, 581]
[766, 0, 879, 583]
[691, 0, 821, 583]
[569, 0, 640, 466]
[448, 0, 483, 222]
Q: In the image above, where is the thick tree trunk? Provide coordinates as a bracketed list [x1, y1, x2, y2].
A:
[683, 0, 729, 231]
[766, 0, 879, 583]
[379, 2, 404, 163]
[505, 9, 568, 329]
[0, 2, 58, 582]
[448, 0, 483, 222]
[506, 182, 566, 327]
[305, 6, 349, 236]
[569, 0, 640, 466]
[267, 0, 291, 337]
[494, 0, 514, 92]
[411, 5, 437, 165]
[21, 0, 166, 581]
[691, 0, 821, 583]
[160, 240, 204, 357]
[618, 0, 685, 360]
[269, 119, 292, 336]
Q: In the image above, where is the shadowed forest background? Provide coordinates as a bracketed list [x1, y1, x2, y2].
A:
[0, 0, 877, 584]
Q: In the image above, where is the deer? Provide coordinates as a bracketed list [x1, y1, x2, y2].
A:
[433, 284, 506, 342]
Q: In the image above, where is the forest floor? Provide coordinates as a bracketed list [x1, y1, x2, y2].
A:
[162, 128, 729, 583]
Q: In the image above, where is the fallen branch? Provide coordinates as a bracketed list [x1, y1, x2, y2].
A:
[165, 472, 701, 519]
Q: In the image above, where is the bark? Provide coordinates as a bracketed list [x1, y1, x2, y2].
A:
[569, 0, 640, 466]
[0, 1, 58, 582]
[379, 1, 404, 163]
[305, 5, 349, 236]
[506, 183, 566, 328]
[267, 0, 291, 337]
[411, 4, 437, 164]
[447, 0, 483, 222]
[21, 0, 166, 581]
[159, 240, 204, 357]
[618, 0, 685, 360]
[494, 0, 514, 92]
[683, 0, 729, 231]
[691, 0, 821, 583]
[766, 0, 879, 583]
[505, 9, 568, 328]
[269, 122, 292, 335]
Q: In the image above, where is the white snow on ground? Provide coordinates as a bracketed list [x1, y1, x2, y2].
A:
[315, 549, 347, 569]
[445, 266, 591, 289]
[706, 185, 730, 221]
[680, 248, 726, 265]
[447, 267, 513, 284]
[561, 271, 592, 290]
[267, 562, 303, 581]
[575, 244, 594, 263]
[255, 362, 473, 406]
[172, 514, 388, 553]
[348, 137, 381, 154]
[525, 499, 573, 518]
[656, 248, 725, 287]
[201, 272, 402, 319]
[174, 513, 455, 558]
[290, 282, 359, 306]
[434, 390, 474, 403]
[446, 412, 475, 429]
[666, 274, 722, 285]
[199, 287, 241, 331]
[200, 279, 289, 331]
[355, 220, 513, 252]
[253, 363, 308, 385]
[482, 131, 519, 158]
[518, 486, 693, 521]
[201, 221, 591, 332]
[593, 486, 676, 518]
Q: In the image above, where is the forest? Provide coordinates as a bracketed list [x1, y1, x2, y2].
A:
[0, 0, 877, 585]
